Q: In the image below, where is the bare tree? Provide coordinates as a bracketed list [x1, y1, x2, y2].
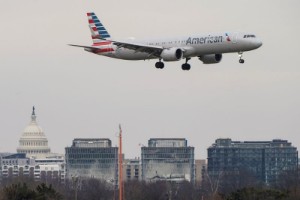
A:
[276, 169, 300, 199]
[201, 171, 224, 200]
[219, 168, 261, 195]
[125, 180, 169, 200]
[78, 178, 113, 200]
[124, 180, 145, 200]
[175, 181, 200, 200]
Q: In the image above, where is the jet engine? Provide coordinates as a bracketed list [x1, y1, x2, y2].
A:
[199, 54, 222, 64]
[161, 48, 183, 61]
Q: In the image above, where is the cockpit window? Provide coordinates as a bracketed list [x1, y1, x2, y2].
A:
[244, 34, 256, 38]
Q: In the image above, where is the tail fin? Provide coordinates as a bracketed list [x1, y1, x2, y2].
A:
[87, 12, 111, 44]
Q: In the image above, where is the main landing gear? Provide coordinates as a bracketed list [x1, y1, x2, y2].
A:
[155, 59, 164, 69]
[238, 52, 245, 64]
[155, 58, 192, 70]
[181, 58, 191, 71]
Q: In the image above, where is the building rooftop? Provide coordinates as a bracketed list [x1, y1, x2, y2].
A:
[1, 153, 26, 159]
[210, 138, 294, 148]
[71, 138, 112, 148]
[148, 138, 188, 147]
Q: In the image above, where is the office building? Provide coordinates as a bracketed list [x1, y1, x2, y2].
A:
[0, 153, 65, 183]
[207, 138, 298, 185]
[65, 138, 118, 185]
[141, 138, 195, 183]
[123, 158, 141, 181]
[195, 159, 207, 186]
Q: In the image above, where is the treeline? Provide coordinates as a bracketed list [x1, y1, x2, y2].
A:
[200, 168, 300, 200]
[0, 169, 299, 199]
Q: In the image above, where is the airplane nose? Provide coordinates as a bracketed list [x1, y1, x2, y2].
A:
[256, 40, 262, 48]
[251, 39, 262, 49]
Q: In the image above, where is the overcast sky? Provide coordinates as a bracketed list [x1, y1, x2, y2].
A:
[0, 0, 299, 159]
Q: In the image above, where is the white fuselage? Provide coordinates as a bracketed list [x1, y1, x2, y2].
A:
[90, 32, 262, 61]
[71, 12, 263, 69]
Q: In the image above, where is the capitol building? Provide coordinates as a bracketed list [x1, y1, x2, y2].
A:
[16, 107, 55, 159]
[0, 107, 65, 183]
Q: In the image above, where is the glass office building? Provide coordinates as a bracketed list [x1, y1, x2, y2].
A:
[65, 138, 118, 185]
[141, 138, 195, 183]
[207, 138, 298, 185]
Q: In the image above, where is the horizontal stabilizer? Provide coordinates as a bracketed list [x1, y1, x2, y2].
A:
[68, 44, 100, 52]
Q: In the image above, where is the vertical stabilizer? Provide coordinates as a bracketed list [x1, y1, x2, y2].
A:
[87, 12, 111, 44]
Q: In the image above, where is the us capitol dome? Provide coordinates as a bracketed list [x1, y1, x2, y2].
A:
[17, 107, 51, 158]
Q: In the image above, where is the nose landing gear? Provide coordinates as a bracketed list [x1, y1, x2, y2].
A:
[238, 52, 245, 64]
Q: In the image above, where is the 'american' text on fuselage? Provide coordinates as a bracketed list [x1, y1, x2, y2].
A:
[186, 35, 223, 45]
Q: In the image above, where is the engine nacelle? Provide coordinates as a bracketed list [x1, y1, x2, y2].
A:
[160, 48, 183, 61]
[199, 54, 222, 64]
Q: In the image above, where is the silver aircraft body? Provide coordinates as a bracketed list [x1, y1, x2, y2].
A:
[70, 12, 262, 70]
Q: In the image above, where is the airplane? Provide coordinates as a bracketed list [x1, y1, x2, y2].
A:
[69, 12, 262, 70]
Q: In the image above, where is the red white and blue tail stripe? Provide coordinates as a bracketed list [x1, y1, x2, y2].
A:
[87, 12, 111, 44]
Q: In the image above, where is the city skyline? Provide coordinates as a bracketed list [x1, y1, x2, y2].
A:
[0, 0, 299, 159]
[2, 106, 299, 161]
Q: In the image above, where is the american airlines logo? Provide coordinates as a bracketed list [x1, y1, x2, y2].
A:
[186, 35, 224, 45]
[225, 33, 231, 42]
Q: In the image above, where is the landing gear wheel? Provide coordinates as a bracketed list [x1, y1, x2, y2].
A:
[238, 52, 245, 64]
[181, 63, 191, 70]
[181, 58, 191, 70]
[155, 61, 164, 69]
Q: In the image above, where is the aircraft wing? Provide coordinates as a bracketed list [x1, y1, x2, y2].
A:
[112, 41, 164, 57]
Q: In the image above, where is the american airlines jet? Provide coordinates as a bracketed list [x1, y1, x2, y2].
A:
[70, 12, 262, 70]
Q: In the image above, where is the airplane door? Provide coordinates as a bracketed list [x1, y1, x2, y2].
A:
[232, 32, 238, 43]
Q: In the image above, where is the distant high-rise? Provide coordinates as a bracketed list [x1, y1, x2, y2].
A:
[141, 138, 195, 183]
[195, 159, 206, 186]
[65, 138, 118, 184]
[123, 158, 141, 181]
[16, 107, 51, 158]
[207, 138, 298, 185]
